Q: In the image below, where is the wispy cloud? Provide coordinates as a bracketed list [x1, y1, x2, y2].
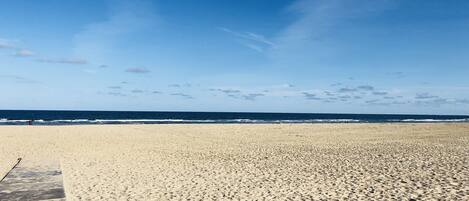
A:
[210, 88, 241, 94]
[338, 87, 358, 93]
[108, 86, 122, 89]
[1, 38, 37, 58]
[383, 96, 395, 99]
[125, 67, 150, 74]
[456, 99, 469, 104]
[271, 0, 393, 60]
[37, 58, 88, 65]
[131, 89, 144, 93]
[0, 38, 16, 49]
[415, 93, 438, 99]
[210, 87, 266, 101]
[0, 38, 40, 61]
[108, 92, 126, 97]
[324, 91, 335, 96]
[365, 99, 381, 104]
[220, 89, 241, 94]
[219, 27, 275, 46]
[357, 85, 374, 91]
[372, 91, 388, 96]
[169, 83, 191, 88]
[242, 93, 265, 101]
[0, 75, 40, 84]
[336, 85, 382, 94]
[415, 98, 449, 106]
[302, 92, 321, 100]
[13, 49, 35, 57]
[219, 27, 275, 52]
[280, 84, 295, 88]
[339, 95, 351, 99]
[0, 44, 13, 49]
[170, 93, 194, 99]
[241, 43, 264, 52]
[330, 83, 342, 87]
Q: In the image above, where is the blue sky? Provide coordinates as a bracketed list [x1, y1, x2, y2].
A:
[1, 0, 469, 114]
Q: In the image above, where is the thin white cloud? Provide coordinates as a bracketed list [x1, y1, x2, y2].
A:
[107, 92, 126, 97]
[36, 58, 88, 64]
[109, 86, 122, 89]
[131, 89, 144, 93]
[0, 75, 40, 84]
[244, 32, 276, 46]
[125, 67, 150, 74]
[14, 49, 35, 57]
[271, 0, 393, 56]
[415, 93, 438, 99]
[0, 44, 13, 49]
[0, 38, 38, 58]
[0, 38, 16, 49]
[242, 42, 264, 52]
[219, 27, 275, 52]
[242, 93, 265, 101]
[170, 93, 194, 99]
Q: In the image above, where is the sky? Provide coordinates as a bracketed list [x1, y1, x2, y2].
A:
[1, 0, 469, 115]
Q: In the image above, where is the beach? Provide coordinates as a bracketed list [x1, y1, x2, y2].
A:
[0, 123, 468, 200]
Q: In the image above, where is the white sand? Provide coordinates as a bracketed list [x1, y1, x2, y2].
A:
[0, 123, 468, 200]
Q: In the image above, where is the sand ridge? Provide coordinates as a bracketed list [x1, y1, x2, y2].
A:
[0, 123, 468, 200]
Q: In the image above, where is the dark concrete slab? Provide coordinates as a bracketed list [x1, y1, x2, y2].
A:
[0, 161, 66, 201]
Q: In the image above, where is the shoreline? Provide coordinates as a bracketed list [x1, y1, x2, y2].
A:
[1, 121, 469, 126]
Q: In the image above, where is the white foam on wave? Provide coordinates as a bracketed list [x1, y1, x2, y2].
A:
[401, 118, 469, 122]
[0, 119, 30, 123]
[0, 118, 468, 125]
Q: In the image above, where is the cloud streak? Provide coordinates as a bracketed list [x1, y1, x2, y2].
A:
[125, 67, 150, 74]
[37, 58, 88, 65]
[108, 92, 126, 97]
[170, 93, 194, 99]
[14, 49, 35, 57]
[219, 27, 275, 52]
[242, 93, 265, 101]
[302, 92, 321, 100]
[0, 75, 40, 84]
[210, 88, 241, 94]
[415, 93, 439, 99]
[0, 38, 16, 49]
[357, 85, 374, 91]
[131, 89, 144, 93]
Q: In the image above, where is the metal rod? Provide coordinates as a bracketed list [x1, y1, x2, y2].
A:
[0, 158, 22, 183]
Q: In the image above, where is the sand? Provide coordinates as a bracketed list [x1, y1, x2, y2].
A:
[0, 123, 468, 200]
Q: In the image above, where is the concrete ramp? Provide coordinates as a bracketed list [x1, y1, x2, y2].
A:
[0, 159, 66, 201]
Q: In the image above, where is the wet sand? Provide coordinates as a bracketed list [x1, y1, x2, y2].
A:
[0, 123, 468, 200]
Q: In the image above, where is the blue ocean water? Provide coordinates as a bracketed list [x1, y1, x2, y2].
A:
[0, 110, 468, 125]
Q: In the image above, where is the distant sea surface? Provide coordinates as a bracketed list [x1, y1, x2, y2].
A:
[0, 110, 468, 125]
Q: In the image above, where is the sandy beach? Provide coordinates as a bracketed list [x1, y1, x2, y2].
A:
[0, 123, 468, 200]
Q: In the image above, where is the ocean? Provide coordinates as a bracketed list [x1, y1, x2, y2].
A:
[0, 110, 468, 125]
